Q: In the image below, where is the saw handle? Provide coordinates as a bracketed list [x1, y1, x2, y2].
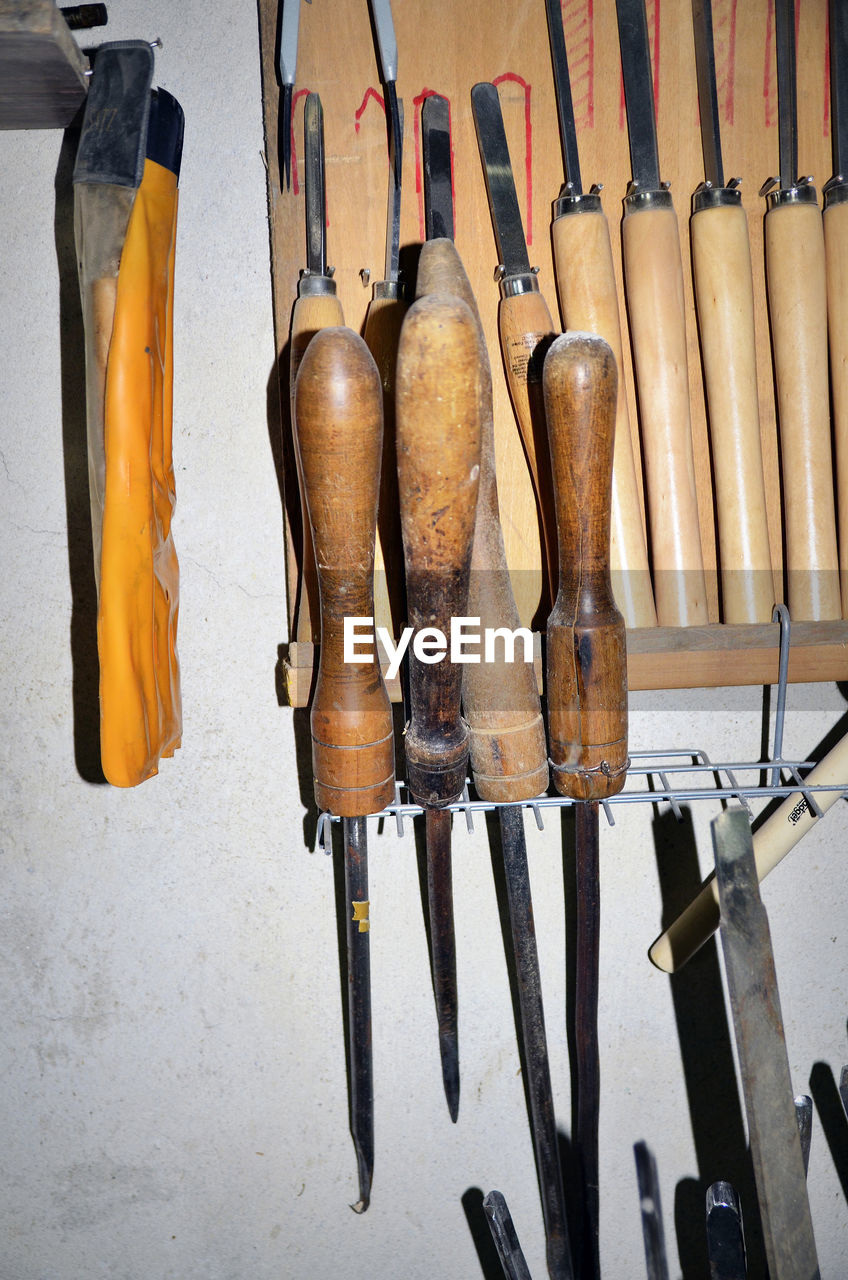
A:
[544, 331, 628, 802]
[416, 239, 548, 802]
[396, 293, 481, 807]
[765, 196, 840, 620]
[691, 199, 774, 623]
[294, 326, 395, 817]
[551, 204, 656, 629]
[290, 287, 345, 644]
[622, 199, 708, 626]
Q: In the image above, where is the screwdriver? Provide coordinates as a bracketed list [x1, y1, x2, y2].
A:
[543, 332, 629, 1279]
[293, 326, 396, 1212]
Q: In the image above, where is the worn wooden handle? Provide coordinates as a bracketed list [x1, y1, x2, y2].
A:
[622, 202, 708, 626]
[396, 292, 482, 806]
[649, 727, 848, 973]
[551, 207, 656, 629]
[544, 332, 628, 802]
[497, 286, 559, 598]
[766, 199, 841, 620]
[363, 291, 408, 638]
[823, 199, 848, 618]
[416, 239, 548, 802]
[691, 201, 774, 623]
[290, 289, 345, 644]
[293, 326, 395, 817]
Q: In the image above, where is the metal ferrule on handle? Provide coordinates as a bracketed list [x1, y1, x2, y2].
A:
[297, 271, 337, 298]
[552, 189, 602, 218]
[623, 186, 673, 213]
[371, 278, 407, 302]
[498, 271, 541, 300]
[691, 182, 742, 213]
[762, 179, 819, 210]
[824, 176, 848, 209]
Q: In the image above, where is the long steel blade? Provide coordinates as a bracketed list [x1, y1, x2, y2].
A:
[277, 0, 300, 189]
[304, 93, 327, 276]
[498, 805, 574, 1280]
[369, 0, 402, 188]
[795, 1095, 813, 1176]
[706, 1181, 747, 1280]
[634, 1141, 670, 1280]
[615, 0, 661, 190]
[713, 809, 819, 1278]
[774, 0, 798, 187]
[544, 0, 583, 193]
[384, 99, 404, 282]
[692, 0, 725, 187]
[426, 807, 459, 1122]
[830, 0, 848, 178]
[343, 815, 374, 1213]
[471, 82, 533, 279]
[422, 93, 454, 240]
[575, 801, 601, 1280]
[483, 1191, 534, 1280]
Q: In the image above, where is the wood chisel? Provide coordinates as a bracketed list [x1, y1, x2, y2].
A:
[634, 1141, 670, 1280]
[395, 292, 481, 1123]
[543, 0, 656, 630]
[712, 808, 820, 1278]
[293, 327, 396, 1212]
[760, 0, 840, 621]
[544, 332, 629, 1279]
[420, 95, 573, 1280]
[368, 0, 402, 189]
[615, 0, 709, 627]
[277, 0, 300, 189]
[471, 80, 559, 603]
[690, 0, 774, 624]
[706, 1181, 747, 1279]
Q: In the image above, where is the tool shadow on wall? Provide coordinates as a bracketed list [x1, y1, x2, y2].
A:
[54, 121, 106, 785]
[652, 804, 767, 1278]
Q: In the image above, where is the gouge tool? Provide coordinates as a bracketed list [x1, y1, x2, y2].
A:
[294, 326, 395, 1212]
[277, 0, 300, 190]
[484, 1191, 534, 1280]
[706, 1181, 747, 1279]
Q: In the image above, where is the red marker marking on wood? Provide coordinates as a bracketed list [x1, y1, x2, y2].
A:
[355, 86, 386, 132]
[493, 72, 533, 245]
[563, 0, 595, 129]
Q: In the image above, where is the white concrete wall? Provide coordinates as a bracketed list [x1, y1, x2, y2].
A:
[1, 5, 847, 1277]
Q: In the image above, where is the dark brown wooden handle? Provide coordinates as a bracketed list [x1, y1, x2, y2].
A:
[396, 293, 482, 806]
[416, 239, 548, 802]
[293, 326, 395, 817]
[543, 332, 628, 801]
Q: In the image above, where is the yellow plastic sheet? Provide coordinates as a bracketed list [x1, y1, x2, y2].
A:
[96, 157, 181, 786]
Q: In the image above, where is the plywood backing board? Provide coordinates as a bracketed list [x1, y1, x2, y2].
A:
[257, 0, 848, 700]
[0, 0, 88, 129]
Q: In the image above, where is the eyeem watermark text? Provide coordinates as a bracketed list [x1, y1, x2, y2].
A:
[343, 616, 534, 681]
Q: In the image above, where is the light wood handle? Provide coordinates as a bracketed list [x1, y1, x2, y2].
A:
[551, 208, 657, 628]
[824, 199, 848, 618]
[544, 332, 628, 802]
[622, 202, 709, 626]
[691, 202, 775, 623]
[416, 238, 548, 802]
[294, 326, 395, 817]
[396, 293, 482, 807]
[363, 292, 408, 639]
[649, 727, 848, 972]
[765, 198, 841, 620]
[498, 286, 559, 599]
[290, 289, 345, 644]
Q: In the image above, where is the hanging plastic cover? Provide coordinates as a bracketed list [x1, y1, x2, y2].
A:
[74, 41, 184, 786]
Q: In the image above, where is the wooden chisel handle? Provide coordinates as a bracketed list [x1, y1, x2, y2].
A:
[544, 332, 628, 802]
[823, 192, 848, 617]
[649, 726, 848, 973]
[416, 238, 548, 802]
[691, 194, 775, 623]
[294, 326, 395, 817]
[290, 284, 345, 644]
[765, 193, 841, 620]
[498, 285, 560, 599]
[396, 293, 481, 806]
[622, 197, 709, 626]
[551, 199, 657, 629]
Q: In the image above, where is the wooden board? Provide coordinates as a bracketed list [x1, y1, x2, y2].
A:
[256, 0, 848, 702]
[0, 1, 88, 130]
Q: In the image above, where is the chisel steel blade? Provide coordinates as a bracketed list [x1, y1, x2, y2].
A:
[426, 807, 459, 1122]
[615, 0, 661, 190]
[304, 93, 327, 277]
[368, 0, 402, 188]
[483, 1191, 534, 1280]
[713, 808, 819, 1279]
[544, 0, 583, 193]
[422, 94, 453, 240]
[277, 0, 300, 188]
[634, 1141, 670, 1280]
[774, 0, 798, 188]
[343, 815, 374, 1213]
[706, 1181, 747, 1280]
[471, 82, 533, 280]
[830, 0, 848, 179]
[692, 0, 725, 188]
[384, 99, 404, 282]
